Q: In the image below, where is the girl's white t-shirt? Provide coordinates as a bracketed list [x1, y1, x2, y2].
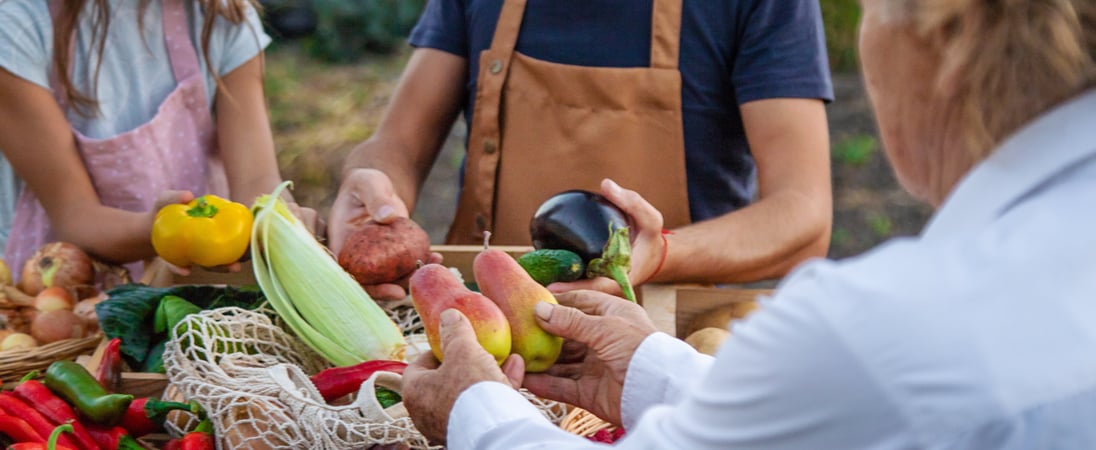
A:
[0, 0, 271, 247]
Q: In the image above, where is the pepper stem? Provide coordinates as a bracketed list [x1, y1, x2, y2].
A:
[145, 397, 198, 422]
[586, 226, 637, 303]
[194, 418, 213, 434]
[186, 196, 219, 218]
[47, 424, 73, 450]
[20, 370, 39, 383]
[117, 435, 145, 450]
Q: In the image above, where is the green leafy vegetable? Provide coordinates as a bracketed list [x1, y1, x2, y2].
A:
[96, 284, 265, 370]
[153, 296, 202, 336]
[375, 386, 402, 409]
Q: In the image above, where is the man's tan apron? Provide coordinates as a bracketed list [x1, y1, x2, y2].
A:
[446, 0, 692, 245]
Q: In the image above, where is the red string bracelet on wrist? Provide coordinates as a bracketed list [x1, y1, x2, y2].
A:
[643, 229, 673, 284]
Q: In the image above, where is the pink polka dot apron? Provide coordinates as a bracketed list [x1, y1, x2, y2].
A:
[4, 0, 228, 282]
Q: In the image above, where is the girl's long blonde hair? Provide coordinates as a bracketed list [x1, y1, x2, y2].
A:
[52, 0, 262, 115]
[888, 0, 1096, 159]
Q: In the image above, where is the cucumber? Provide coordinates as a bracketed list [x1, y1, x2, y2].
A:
[518, 249, 586, 286]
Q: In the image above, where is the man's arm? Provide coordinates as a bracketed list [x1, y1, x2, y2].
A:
[654, 98, 832, 283]
[340, 48, 467, 212]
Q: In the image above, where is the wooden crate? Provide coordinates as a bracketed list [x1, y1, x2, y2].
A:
[143, 246, 770, 358]
[638, 284, 772, 339]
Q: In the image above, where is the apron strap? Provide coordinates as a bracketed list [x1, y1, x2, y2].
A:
[161, 0, 202, 83]
[487, 0, 527, 57]
[650, 0, 682, 69]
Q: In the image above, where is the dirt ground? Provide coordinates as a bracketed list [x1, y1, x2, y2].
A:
[268, 44, 933, 261]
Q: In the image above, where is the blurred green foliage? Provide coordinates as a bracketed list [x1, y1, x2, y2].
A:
[833, 134, 877, 167]
[304, 0, 426, 62]
[821, 0, 862, 72]
[867, 213, 894, 237]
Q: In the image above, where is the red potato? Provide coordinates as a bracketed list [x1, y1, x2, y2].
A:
[338, 217, 432, 286]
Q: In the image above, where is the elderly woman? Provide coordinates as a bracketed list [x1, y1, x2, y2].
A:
[402, 0, 1096, 448]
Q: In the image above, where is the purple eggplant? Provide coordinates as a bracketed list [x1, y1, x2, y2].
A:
[530, 190, 637, 301]
[529, 190, 628, 263]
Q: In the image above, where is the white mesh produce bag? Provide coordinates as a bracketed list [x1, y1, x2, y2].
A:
[163, 305, 567, 449]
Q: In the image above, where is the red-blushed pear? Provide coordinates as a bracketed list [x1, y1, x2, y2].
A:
[474, 249, 563, 373]
[409, 264, 512, 364]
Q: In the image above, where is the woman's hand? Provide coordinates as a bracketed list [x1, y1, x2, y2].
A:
[522, 290, 657, 425]
[548, 179, 668, 295]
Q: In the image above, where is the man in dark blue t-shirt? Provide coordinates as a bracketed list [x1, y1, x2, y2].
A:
[330, 0, 834, 300]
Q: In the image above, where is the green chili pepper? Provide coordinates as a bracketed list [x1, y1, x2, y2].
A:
[44, 361, 134, 425]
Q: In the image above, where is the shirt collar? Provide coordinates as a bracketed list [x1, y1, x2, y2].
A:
[922, 88, 1096, 240]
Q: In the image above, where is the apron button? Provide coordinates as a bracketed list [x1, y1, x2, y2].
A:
[483, 139, 497, 154]
[475, 213, 488, 231]
[489, 59, 503, 74]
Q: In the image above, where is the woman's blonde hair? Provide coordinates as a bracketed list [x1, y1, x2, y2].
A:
[888, 0, 1096, 158]
[53, 0, 262, 116]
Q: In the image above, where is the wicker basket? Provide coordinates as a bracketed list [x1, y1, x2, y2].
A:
[559, 406, 618, 438]
[0, 333, 103, 382]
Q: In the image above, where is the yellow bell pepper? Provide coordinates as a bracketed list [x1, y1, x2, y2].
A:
[151, 195, 254, 268]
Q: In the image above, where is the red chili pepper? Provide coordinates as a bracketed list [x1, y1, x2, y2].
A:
[177, 419, 213, 450]
[12, 379, 100, 450]
[82, 425, 143, 450]
[160, 438, 181, 450]
[0, 394, 78, 450]
[94, 339, 123, 393]
[309, 360, 407, 403]
[119, 397, 196, 438]
[0, 415, 45, 444]
[7, 424, 77, 450]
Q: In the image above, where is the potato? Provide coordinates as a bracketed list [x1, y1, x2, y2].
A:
[686, 301, 759, 337]
[685, 327, 730, 356]
[338, 217, 432, 285]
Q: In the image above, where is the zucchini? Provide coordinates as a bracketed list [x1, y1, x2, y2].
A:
[517, 249, 586, 286]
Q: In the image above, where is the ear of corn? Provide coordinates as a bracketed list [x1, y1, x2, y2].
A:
[251, 181, 406, 366]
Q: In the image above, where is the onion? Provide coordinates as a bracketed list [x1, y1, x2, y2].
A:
[21, 242, 95, 296]
[34, 286, 77, 312]
[73, 292, 107, 333]
[1, 332, 37, 351]
[31, 309, 87, 344]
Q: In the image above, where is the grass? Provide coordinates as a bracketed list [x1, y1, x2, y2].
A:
[832, 134, 877, 167]
[867, 212, 893, 237]
[264, 42, 411, 214]
[821, 0, 862, 72]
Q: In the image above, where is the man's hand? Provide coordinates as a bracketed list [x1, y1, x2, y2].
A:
[548, 179, 667, 295]
[523, 290, 657, 425]
[328, 168, 442, 299]
[403, 309, 525, 445]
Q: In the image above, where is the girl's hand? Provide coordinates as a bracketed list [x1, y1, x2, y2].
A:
[149, 190, 248, 276]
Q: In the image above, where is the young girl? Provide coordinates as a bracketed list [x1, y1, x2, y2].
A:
[0, 0, 317, 280]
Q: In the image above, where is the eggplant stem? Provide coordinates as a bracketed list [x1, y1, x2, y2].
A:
[586, 226, 637, 302]
[609, 265, 637, 303]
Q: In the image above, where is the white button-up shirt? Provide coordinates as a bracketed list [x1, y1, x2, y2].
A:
[447, 89, 1096, 449]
